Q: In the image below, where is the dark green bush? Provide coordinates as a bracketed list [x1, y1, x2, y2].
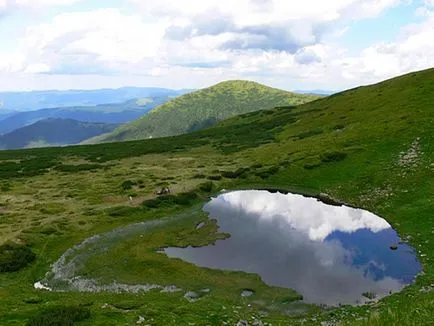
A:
[26, 306, 91, 326]
[0, 243, 36, 273]
[191, 174, 206, 179]
[255, 166, 280, 179]
[320, 151, 347, 163]
[198, 181, 214, 193]
[207, 175, 222, 181]
[304, 163, 321, 170]
[107, 206, 140, 217]
[121, 180, 136, 190]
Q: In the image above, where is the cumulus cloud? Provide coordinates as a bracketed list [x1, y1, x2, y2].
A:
[0, 0, 433, 90]
[212, 190, 391, 241]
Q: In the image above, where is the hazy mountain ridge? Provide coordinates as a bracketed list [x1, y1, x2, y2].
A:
[0, 118, 120, 149]
[0, 87, 191, 111]
[0, 97, 174, 135]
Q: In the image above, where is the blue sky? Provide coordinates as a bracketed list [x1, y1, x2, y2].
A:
[0, 0, 433, 92]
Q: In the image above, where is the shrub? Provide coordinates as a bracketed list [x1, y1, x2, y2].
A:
[207, 175, 222, 181]
[199, 181, 214, 193]
[121, 180, 136, 190]
[304, 163, 321, 170]
[320, 151, 347, 163]
[221, 167, 250, 179]
[191, 174, 206, 179]
[0, 243, 36, 273]
[26, 306, 91, 326]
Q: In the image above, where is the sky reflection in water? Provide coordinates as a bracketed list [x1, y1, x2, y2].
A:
[165, 190, 421, 305]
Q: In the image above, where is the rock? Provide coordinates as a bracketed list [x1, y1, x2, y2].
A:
[236, 321, 249, 326]
[184, 291, 199, 302]
[137, 316, 145, 324]
[390, 245, 398, 251]
[241, 290, 255, 297]
[253, 320, 263, 326]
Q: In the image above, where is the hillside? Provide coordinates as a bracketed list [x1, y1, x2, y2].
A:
[93, 80, 321, 143]
[0, 87, 190, 111]
[0, 118, 119, 149]
[0, 69, 432, 326]
[0, 97, 176, 135]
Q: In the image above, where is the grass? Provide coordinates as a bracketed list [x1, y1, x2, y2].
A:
[0, 68, 433, 325]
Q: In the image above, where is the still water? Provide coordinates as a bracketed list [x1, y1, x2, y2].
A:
[165, 190, 421, 305]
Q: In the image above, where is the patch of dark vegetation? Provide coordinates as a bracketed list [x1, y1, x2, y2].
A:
[23, 297, 43, 304]
[121, 180, 137, 190]
[221, 167, 250, 179]
[0, 157, 57, 179]
[320, 151, 347, 163]
[304, 163, 321, 170]
[142, 190, 199, 209]
[191, 173, 206, 179]
[26, 306, 91, 326]
[1, 183, 11, 191]
[207, 175, 222, 181]
[111, 301, 143, 310]
[0, 243, 36, 273]
[54, 164, 102, 173]
[254, 166, 281, 179]
[198, 181, 214, 193]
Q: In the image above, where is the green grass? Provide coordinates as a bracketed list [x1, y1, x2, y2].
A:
[0, 68, 433, 325]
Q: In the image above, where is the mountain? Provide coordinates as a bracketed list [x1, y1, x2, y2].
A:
[91, 80, 321, 143]
[0, 97, 173, 135]
[0, 87, 191, 111]
[0, 118, 119, 149]
[0, 69, 432, 326]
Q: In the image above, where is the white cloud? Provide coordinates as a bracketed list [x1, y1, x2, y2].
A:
[0, 0, 433, 91]
[213, 190, 391, 241]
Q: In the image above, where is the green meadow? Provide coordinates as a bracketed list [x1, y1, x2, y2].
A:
[0, 69, 433, 325]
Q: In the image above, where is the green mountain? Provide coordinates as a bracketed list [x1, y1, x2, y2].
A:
[92, 80, 321, 143]
[0, 118, 119, 149]
[0, 69, 433, 326]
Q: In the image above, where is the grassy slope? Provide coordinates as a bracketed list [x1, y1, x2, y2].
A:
[0, 119, 119, 149]
[0, 69, 433, 325]
[93, 80, 320, 142]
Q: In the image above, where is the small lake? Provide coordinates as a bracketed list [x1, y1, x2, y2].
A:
[165, 190, 421, 305]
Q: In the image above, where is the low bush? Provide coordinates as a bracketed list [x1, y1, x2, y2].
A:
[0, 243, 36, 273]
[320, 151, 347, 163]
[26, 306, 91, 326]
[198, 181, 214, 193]
[121, 180, 137, 190]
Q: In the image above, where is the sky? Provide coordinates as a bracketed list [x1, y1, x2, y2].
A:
[0, 0, 433, 92]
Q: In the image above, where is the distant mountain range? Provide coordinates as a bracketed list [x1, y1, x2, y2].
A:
[0, 87, 191, 111]
[88, 80, 322, 143]
[0, 97, 174, 135]
[0, 118, 119, 150]
[294, 90, 336, 96]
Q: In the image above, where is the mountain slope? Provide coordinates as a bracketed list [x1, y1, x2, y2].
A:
[0, 97, 176, 135]
[0, 118, 119, 149]
[93, 80, 321, 143]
